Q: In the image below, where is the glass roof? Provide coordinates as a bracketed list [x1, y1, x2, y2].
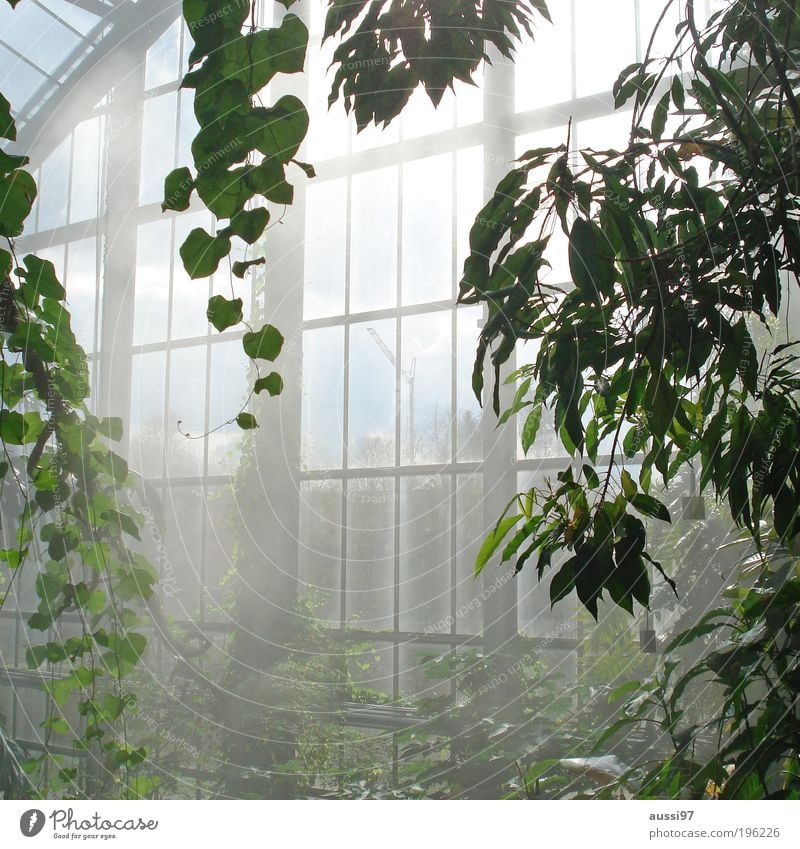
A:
[0, 1, 128, 128]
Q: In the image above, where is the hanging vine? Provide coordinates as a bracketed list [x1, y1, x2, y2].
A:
[1, 41, 160, 801]
[164, 0, 312, 431]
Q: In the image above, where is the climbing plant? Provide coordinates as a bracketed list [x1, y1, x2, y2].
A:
[163, 0, 311, 431]
[462, 0, 800, 617]
[170, 0, 551, 430]
[1, 4, 160, 797]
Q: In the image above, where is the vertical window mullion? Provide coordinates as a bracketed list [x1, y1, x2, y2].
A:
[340, 172, 353, 628]
[393, 164, 402, 700]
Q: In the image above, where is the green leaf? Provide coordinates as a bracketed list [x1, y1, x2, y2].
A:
[86, 590, 106, 616]
[162, 166, 195, 212]
[101, 509, 141, 541]
[227, 207, 269, 244]
[232, 257, 266, 278]
[0, 169, 36, 237]
[292, 159, 316, 178]
[631, 493, 671, 523]
[662, 609, 729, 654]
[0, 91, 16, 140]
[0, 148, 28, 173]
[607, 680, 641, 703]
[585, 418, 599, 464]
[254, 372, 284, 396]
[0, 410, 27, 444]
[179, 227, 231, 278]
[475, 514, 524, 575]
[651, 90, 670, 142]
[671, 75, 685, 110]
[195, 166, 254, 219]
[568, 217, 615, 301]
[621, 469, 637, 499]
[521, 403, 543, 454]
[242, 324, 284, 361]
[206, 295, 243, 332]
[47, 677, 76, 708]
[92, 417, 124, 442]
[249, 96, 309, 163]
[243, 14, 308, 88]
[549, 560, 576, 607]
[116, 632, 147, 665]
[245, 158, 294, 204]
[236, 412, 258, 430]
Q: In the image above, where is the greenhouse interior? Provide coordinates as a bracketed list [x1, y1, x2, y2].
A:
[0, 0, 799, 802]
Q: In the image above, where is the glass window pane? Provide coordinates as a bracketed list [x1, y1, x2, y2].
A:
[639, 0, 684, 62]
[307, 38, 350, 161]
[345, 477, 395, 631]
[41, 0, 99, 34]
[0, 2, 78, 73]
[350, 166, 397, 313]
[456, 305, 482, 462]
[36, 243, 65, 277]
[172, 211, 212, 340]
[399, 475, 451, 632]
[70, 116, 103, 223]
[166, 345, 207, 477]
[64, 237, 97, 353]
[455, 472, 483, 635]
[133, 219, 172, 346]
[299, 479, 342, 627]
[37, 137, 70, 231]
[139, 91, 178, 205]
[348, 320, 396, 469]
[515, 1, 572, 111]
[303, 177, 347, 319]
[159, 485, 204, 617]
[0, 44, 46, 108]
[207, 340, 248, 474]
[301, 326, 344, 471]
[130, 351, 166, 479]
[574, 0, 637, 98]
[402, 153, 452, 305]
[456, 70, 484, 127]
[351, 114, 399, 153]
[457, 146, 484, 273]
[578, 111, 633, 152]
[401, 87, 454, 140]
[401, 311, 451, 465]
[177, 88, 198, 171]
[145, 18, 181, 90]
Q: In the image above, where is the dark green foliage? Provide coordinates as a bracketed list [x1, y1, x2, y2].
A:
[0, 719, 28, 799]
[173, 1, 311, 404]
[207, 295, 243, 331]
[254, 372, 284, 397]
[324, 0, 551, 130]
[1, 11, 165, 798]
[587, 562, 800, 800]
[461, 0, 800, 619]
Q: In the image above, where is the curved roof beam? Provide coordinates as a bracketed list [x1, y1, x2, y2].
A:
[8, 0, 176, 162]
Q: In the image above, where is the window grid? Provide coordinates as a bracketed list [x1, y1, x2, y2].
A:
[3, 0, 704, 715]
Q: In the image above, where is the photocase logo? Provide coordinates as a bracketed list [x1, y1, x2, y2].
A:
[19, 810, 45, 838]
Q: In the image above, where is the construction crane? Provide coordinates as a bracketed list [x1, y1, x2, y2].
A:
[366, 327, 416, 461]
